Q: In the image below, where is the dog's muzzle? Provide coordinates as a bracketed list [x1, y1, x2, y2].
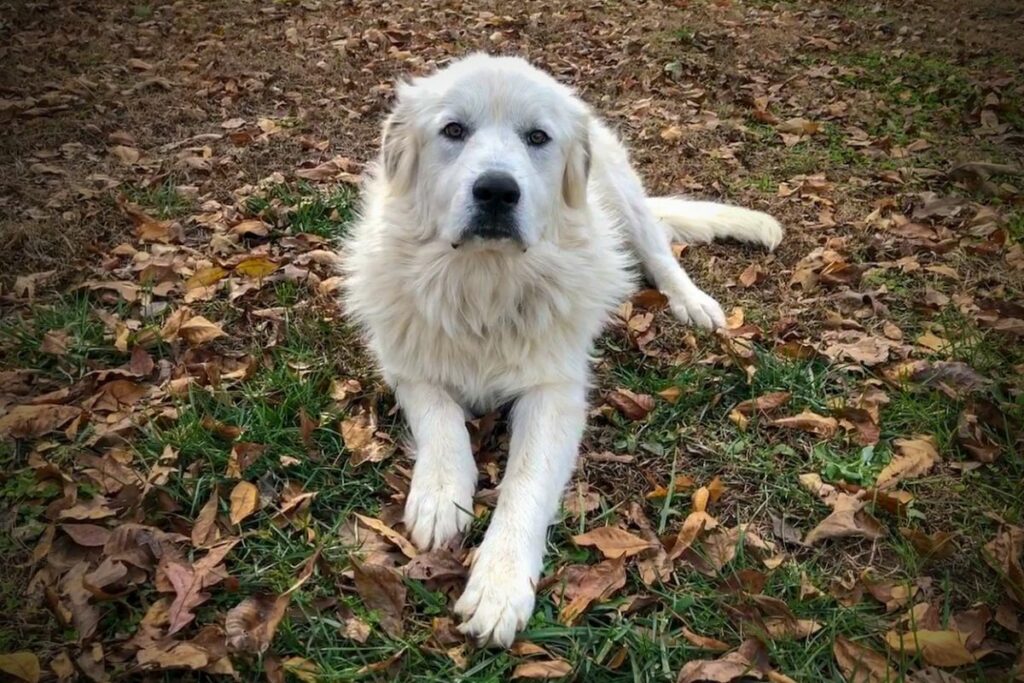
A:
[458, 171, 524, 246]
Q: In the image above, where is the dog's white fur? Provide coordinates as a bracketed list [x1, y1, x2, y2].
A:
[342, 54, 782, 647]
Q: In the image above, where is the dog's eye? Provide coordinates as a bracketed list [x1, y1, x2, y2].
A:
[441, 122, 465, 140]
[526, 129, 550, 146]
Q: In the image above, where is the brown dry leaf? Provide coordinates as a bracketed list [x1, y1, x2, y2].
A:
[557, 558, 627, 624]
[226, 442, 264, 478]
[355, 514, 418, 559]
[772, 410, 839, 438]
[677, 638, 770, 683]
[177, 316, 226, 346]
[0, 653, 41, 683]
[340, 408, 392, 466]
[668, 510, 716, 560]
[352, 559, 406, 638]
[403, 549, 466, 582]
[201, 416, 243, 440]
[572, 527, 656, 559]
[61, 524, 111, 547]
[682, 627, 732, 652]
[900, 528, 956, 561]
[738, 264, 765, 288]
[225, 593, 290, 654]
[0, 404, 82, 439]
[165, 539, 239, 635]
[606, 388, 655, 421]
[734, 391, 792, 417]
[833, 636, 898, 683]
[191, 492, 220, 547]
[120, 201, 175, 243]
[884, 629, 975, 667]
[512, 659, 573, 679]
[983, 526, 1024, 606]
[229, 481, 259, 525]
[804, 494, 885, 545]
[40, 329, 70, 355]
[231, 219, 269, 237]
[875, 437, 939, 489]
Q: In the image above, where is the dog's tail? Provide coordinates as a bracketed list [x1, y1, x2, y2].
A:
[647, 197, 783, 252]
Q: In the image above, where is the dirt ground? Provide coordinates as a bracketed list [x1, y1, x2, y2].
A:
[1, 0, 1023, 681]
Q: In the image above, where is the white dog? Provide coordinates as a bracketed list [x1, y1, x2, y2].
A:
[342, 54, 782, 647]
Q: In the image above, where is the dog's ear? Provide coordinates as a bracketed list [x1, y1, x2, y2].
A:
[562, 120, 591, 209]
[381, 93, 419, 195]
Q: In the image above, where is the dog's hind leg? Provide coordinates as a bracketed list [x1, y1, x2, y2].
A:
[588, 122, 726, 329]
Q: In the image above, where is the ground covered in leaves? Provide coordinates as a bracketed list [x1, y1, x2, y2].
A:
[1, 0, 1024, 681]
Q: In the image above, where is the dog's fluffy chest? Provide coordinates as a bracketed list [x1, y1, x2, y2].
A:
[344, 230, 633, 409]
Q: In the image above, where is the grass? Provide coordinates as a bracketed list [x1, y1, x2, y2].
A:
[246, 182, 356, 240]
[125, 179, 192, 219]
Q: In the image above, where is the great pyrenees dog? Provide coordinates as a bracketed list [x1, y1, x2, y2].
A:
[343, 54, 782, 646]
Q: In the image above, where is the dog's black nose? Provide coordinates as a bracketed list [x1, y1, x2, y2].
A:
[472, 172, 520, 212]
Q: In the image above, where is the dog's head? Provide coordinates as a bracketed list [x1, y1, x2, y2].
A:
[378, 54, 591, 251]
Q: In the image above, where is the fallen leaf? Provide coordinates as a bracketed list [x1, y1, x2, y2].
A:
[355, 514, 418, 559]
[833, 636, 897, 683]
[884, 629, 975, 667]
[352, 560, 406, 638]
[225, 593, 290, 654]
[235, 256, 278, 279]
[677, 638, 770, 683]
[512, 659, 573, 679]
[175, 315, 226, 346]
[282, 656, 319, 683]
[734, 392, 792, 417]
[556, 558, 627, 624]
[805, 494, 885, 545]
[165, 539, 239, 635]
[900, 528, 956, 561]
[876, 437, 939, 489]
[340, 408, 392, 466]
[0, 652, 41, 683]
[572, 527, 656, 559]
[0, 404, 82, 439]
[61, 524, 111, 547]
[682, 627, 732, 652]
[191, 492, 220, 547]
[772, 410, 839, 438]
[983, 526, 1024, 606]
[229, 481, 259, 525]
[738, 264, 765, 288]
[606, 388, 655, 421]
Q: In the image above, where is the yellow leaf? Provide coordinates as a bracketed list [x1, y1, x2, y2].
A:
[0, 652, 41, 683]
[186, 266, 228, 290]
[283, 656, 319, 682]
[235, 257, 278, 279]
[229, 481, 260, 525]
[883, 629, 975, 667]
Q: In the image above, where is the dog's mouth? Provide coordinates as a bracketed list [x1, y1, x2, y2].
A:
[453, 213, 526, 251]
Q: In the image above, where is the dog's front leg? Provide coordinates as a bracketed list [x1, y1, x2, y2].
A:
[455, 382, 586, 647]
[397, 382, 477, 550]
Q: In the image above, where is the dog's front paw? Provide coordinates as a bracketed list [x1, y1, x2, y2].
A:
[404, 470, 475, 550]
[669, 287, 726, 330]
[454, 552, 536, 648]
